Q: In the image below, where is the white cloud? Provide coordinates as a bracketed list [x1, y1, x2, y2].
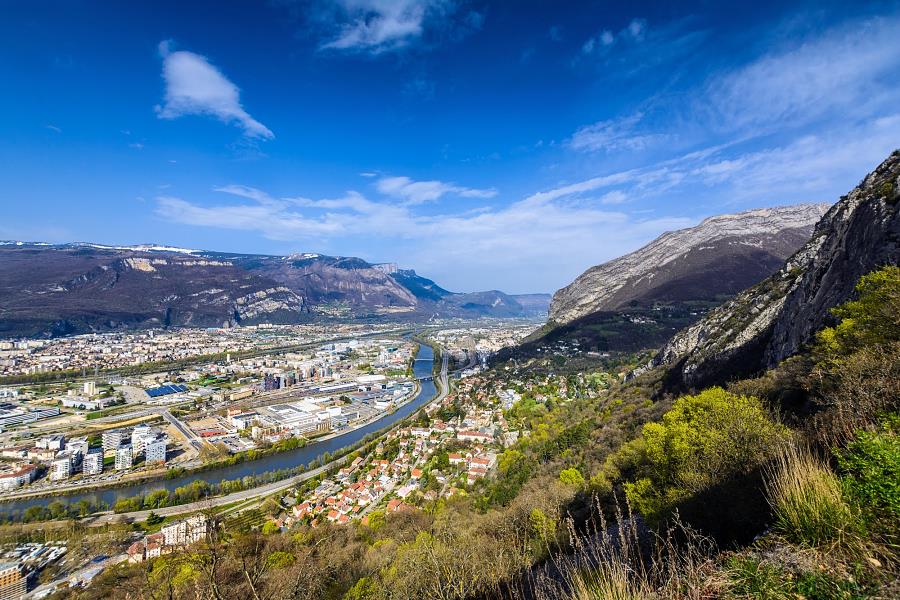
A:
[626, 19, 646, 41]
[522, 170, 641, 205]
[704, 16, 900, 135]
[582, 18, 647, 54]
[155, 40, 273, 139]
[581, 38, 595, 54]
[154, 179, 694, 292]
[569, 112, 669, 153]
[375, 175, 497, 204]
[317, 0, 467, 53]
[599, 190, 628, 204]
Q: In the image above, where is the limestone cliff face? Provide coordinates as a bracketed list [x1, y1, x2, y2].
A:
[549, 204, 829, 325]
[255, 255, 419, 310]
[654, 150, 900, 389]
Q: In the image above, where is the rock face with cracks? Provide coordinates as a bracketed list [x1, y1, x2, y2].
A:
[654, 150, 900, 389]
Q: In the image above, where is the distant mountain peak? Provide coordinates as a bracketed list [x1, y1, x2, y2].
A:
[548, 203, 830, 325]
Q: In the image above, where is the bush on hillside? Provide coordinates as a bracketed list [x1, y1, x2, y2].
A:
[624, 387, 788, 523]
[815, 266, 900, 357]
[837, 418, 900, 534]
[809, 266, 900, 443]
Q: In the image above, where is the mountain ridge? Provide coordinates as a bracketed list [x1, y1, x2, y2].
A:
[653, 150, 900, 389]
[549, 203, 830, 326]
[0, 242, 550, 338]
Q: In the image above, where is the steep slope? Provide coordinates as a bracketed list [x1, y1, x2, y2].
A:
[549, 204, 829, 325]
[245, 254, 419, 310]
[654, 150, 900, 389]
[390, 269, 453, 303]
[509, 293, 552, 318]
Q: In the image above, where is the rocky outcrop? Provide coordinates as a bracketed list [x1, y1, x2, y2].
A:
[549, 204, 829, 325]
[654, 150, 900, 389]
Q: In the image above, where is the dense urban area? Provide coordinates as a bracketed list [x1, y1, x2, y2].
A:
[0, 320, 541, 597]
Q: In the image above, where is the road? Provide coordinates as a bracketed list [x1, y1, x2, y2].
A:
[436, 350, 450, 403]
[85, 345, 451, 524]
[161, 408, 204, 451]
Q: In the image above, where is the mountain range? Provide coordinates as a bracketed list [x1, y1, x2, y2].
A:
[0, 243, 550, 338]
[501, 204, 828, 358]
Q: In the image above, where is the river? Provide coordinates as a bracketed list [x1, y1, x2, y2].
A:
[0, 343, 437, 518]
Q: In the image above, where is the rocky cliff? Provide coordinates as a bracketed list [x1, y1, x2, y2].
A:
[654, 150, 900, 389]
[549, 204, 829, 325]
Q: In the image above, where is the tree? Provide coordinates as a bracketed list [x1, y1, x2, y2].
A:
[145, 511, 164, 526]
[261, 520, 280, 535]
[558, 467, 585, 487]
[816, 266, 900, 357]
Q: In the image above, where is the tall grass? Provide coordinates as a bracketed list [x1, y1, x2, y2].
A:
[522, 497, 716, 600]
[764, 445, 860, 549]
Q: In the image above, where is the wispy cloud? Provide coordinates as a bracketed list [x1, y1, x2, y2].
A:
[313, 0, 480, 54]
[702, 15, 900, 135]
[581, 18, 646, 55]
[45, 124, 62, 133]
[566, 12, 900, 199]
[569, 112, 670, 153]
[577, 17, 706, 78]
[154, 181, 693, 292]
[155, 40, 273, 139]
[375, 175, 497, 204]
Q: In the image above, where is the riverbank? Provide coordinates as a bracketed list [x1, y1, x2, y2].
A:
[0, 343, 440, 520]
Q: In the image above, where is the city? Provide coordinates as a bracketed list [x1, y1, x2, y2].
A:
[0, 320, 542, 596]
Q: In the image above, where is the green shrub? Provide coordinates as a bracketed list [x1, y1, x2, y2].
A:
[559, 467, 585, 487]
[815, 266, 900, 358]
[837, 420, 900, 527]
[624, 387, 788, 522]
[726, 556, 870, 600]
[766, 446, 861, 548]
[880, 179, 895, 201]
[261, 520, 280, 535]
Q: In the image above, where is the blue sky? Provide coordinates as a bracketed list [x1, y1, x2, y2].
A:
[2, 1, 900, 293]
